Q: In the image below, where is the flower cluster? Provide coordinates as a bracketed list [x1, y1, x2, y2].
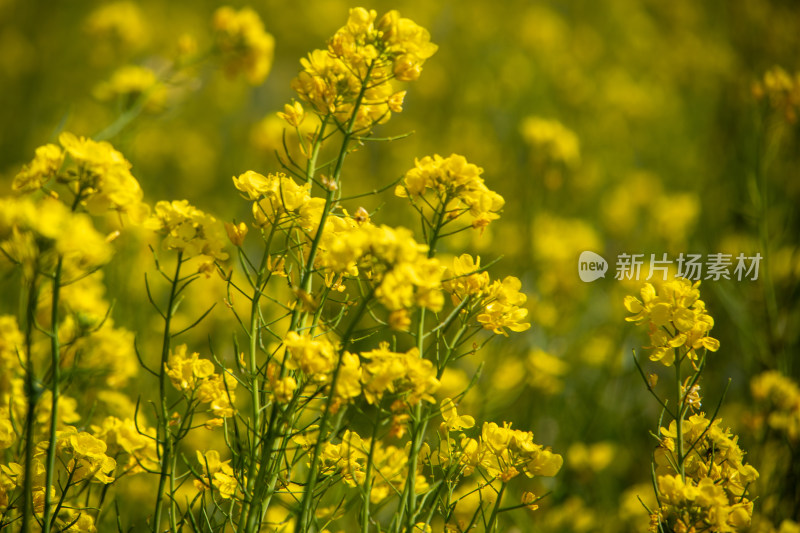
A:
[194, 449, 241, 499]
[443, 255, 531, 335]
[290, 7, 436, 133]
[233, 170, 322, 229]
[91, 416, 159, 474]
[655, 414, 759, 531]
[57, 430, 117, 484]
[319, 222, 444, 312]
[297, 429, 425, 504]
[212, 6, 275, 85]
[436, 399, 563, 483]
[281, 335, 440, 410]
[14, 132, 148, 223]
[165, 344, 237, 419]
[624, 279, 720, 366]
[750, 370, 800, 441]
[146, 200, 229, 263]
[283, 331, 338, 384]
[396, 154, 505, 231]
[360, 343, 440, 405]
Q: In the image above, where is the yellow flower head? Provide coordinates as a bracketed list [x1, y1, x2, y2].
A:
[625, 279, 719, 366]
[213, 6, 275, 85]
[146, 199, 229, 262]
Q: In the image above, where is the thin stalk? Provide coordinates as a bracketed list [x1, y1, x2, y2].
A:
[152, 254, 183, 532]
[42, 257, 64, 533]
[21, 274, 39, 533]
[361, 408, 382, 533]
[239, 226, 277, 525]
[295, 289, 375, 532]
[674, 351, 685, 481]
[485, 482, 506, 532]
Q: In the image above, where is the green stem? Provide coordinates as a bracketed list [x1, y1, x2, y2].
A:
[152, 254, 183, 532]
[361, 408, 382, 533]
[21, 274, 39, 533]
[674, 351, 685, 481]
[295, 289, 375, 532]
[42, 257, 64, 533]
[486, 482, 506, 532]
[239, 227, 279, 528]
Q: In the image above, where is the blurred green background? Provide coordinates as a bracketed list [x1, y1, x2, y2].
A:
[2, 0, 799, 530]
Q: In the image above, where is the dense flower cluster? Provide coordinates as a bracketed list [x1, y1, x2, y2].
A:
[282, 335, 440, 410]
[290, 7, 436, 132]
[624, 279, 719, 366]
[360, 343, 440, 405]
[212, 6, 274, 85]
[655, 414, 759, 532]
[436, 398, 563, 483]
[146, 200, 229, 263]
[233, 170, 321, 228]
[443, 254, 531, 335]
[318, 222, 445, 311]
[13, 132, 148, 223]
[91, 416, 159, 474]
[194, 449, 242, 500]
[166, 344, 237, 418]
[396, 154, 505, 231]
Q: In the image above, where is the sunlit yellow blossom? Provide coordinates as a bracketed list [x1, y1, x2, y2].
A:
[60, 430, 117, 484]
[146, 199, 229, 262]
[625, 279, 719, 366]
[57, 132, 148, 222]
[91, 416, 158, 474]
[278, 100, 306, 127]
[194, 449, 241, 499]
[477, 276, 531, 335]
[442, 254, 490, 303]
[283, 331, 337, 382]
[440, 398, 475, 432]
[396, 154, 505, 231]
[290, 8, 435, 133]
[361, 343, 440, 405]
[224, 221, 248, 246]
[197, 373, 238, 418]
[655, 413, 758, 531]
[166, 344, 215, 391]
